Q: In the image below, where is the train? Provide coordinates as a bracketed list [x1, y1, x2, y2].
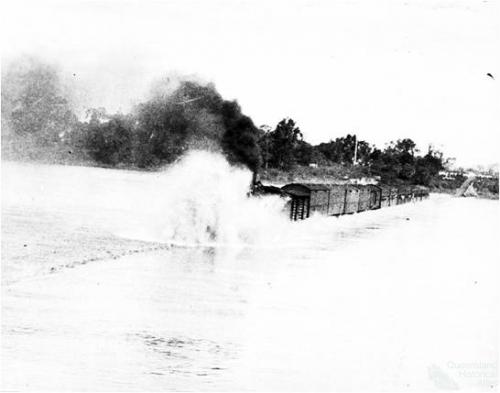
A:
[253, 182, 430, 221]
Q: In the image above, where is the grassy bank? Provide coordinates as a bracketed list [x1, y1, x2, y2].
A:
[259, 164, 375, 185]
[260, 163, 499, 200]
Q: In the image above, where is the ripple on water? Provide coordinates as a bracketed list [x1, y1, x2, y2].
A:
[134, 332, 236, 380]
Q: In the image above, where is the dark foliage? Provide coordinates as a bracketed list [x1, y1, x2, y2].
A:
[412, 148, 445, 186]
[264, 118, 303, 170]
[257, 121, 448, 186]
[2, 57, 452, 187]
[316, 134, 371, 165]
[80, 110, 134, 165]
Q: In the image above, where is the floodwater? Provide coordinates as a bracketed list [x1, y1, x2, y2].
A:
[1, 153, 498, 391]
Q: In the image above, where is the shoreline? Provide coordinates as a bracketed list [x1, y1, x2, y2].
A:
[3, 157, 499, 200]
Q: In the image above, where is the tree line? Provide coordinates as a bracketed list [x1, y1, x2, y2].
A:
[2, 58, 261, 172]
[258, 118, 445, 185]
[2, 57, 445, 186]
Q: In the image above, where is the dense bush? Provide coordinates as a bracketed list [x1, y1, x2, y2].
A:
[82, 113, 133, 166]
[2, 59, 261, 172]
[2, 56, 455, 188]
[258, 124, 446, 186]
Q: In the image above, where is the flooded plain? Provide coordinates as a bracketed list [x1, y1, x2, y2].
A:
[1, 155, 498, 391]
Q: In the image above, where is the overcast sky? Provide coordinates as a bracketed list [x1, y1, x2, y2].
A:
[1, 0, 499, 167]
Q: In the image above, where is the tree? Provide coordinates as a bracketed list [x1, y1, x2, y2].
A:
[355, 140, 373, 165]
[134, 98, 190, 166]
[294, 140, 314, 166]
[267, 118, 302, 170]
[80, 110, 134, 165]
[369, 147, 401, 183]
[412, 146, 445, 186]
[2, 57, 77, 159]
[316, 134, 372, 165]
[258, 125, 272, 169]
[394, 138, 417, 157]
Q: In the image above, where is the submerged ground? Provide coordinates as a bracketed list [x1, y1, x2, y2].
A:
[1, 158, 498, 391]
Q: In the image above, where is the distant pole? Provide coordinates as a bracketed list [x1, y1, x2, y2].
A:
[353, 134, 358, 165]
[265, 133, 269, 170]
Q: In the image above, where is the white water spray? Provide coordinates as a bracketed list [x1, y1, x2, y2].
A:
[129, 150, 290, 246]
[2, 150, 436, 258]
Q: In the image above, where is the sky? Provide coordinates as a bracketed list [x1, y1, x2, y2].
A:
[1, 0, 499, 168]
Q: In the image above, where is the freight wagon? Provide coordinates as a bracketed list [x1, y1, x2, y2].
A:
[280, 183, 428, 221]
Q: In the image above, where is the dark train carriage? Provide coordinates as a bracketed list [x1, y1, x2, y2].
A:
[380, 186, 391, 208]
[380, 186, 399, 207]
[397, 186, 414, 204]
[389, 187, 399, 205]
[281, 183, 330, 220]
[343, 185, 360, 214]
[356, 185, 382, 212]
[280, 181, 430, 220]
[413, 186, 430, 200]
[327, 184, 346, 216]
[358, 186, 368, 210]
[367, 185, 382, 210]
[280, 181, 428, 221]
[357, 185, 371, 212]
[309, 185, 330, 215]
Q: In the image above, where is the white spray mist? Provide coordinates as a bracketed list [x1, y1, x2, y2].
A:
[135, 150, 289, 246]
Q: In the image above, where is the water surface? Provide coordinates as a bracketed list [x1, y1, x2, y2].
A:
[2, 159, 498, 391]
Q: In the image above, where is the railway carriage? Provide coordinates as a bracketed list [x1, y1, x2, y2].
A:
[357, 185, 382, 212]
[343, 185, 360, 214]
[327, 185, 346, 216]
[278, 182, 428, 221]
[281, 183, 330, 220]
[413, 186, 430, 201]
[369, 185, 382, 210]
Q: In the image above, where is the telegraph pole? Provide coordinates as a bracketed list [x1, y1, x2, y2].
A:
[353, 134, 358, 165]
